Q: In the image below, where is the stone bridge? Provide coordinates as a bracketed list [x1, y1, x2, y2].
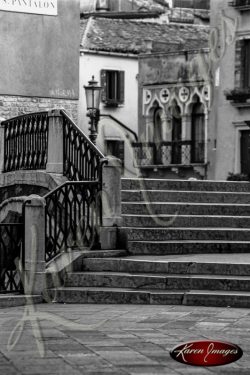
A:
[0, 109, 121, 298]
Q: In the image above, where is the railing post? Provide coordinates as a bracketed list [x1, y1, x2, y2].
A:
[0, 117, 6, 173]
[24, 195, 46, 295]
[100, 156, 122, 249]
[47, 109, 64, 174]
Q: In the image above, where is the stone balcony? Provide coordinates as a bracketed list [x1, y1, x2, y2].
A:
[132, 141, 206, 179]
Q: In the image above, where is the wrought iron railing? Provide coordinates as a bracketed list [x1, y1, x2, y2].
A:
[45, 181, 100, 262]
[161, 140, 192, 165]
[133, 140, 204, 166]
[62, 111, 106, 182]
[3, 112, 48, 172]
[0, 223, 23, 293]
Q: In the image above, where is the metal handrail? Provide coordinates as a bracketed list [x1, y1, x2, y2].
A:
[100, 114, 138, 141]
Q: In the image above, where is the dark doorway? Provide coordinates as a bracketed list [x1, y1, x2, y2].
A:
[191, 102, 205, 163]
[172, 106, 182, 164]
[241, 130, 250, 175]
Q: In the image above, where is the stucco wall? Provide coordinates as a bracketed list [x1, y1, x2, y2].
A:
[79, 53, 138, 133]
[209, 0, 250, 180]
[0, 0, 79, 100]
[79, 52, 139, 177]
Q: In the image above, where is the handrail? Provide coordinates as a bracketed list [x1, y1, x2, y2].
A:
[44, 181, 101, 262]
[61, 110, 107, 182]
[0, 222, 24, 293]
[44, 180, 99, 199]
[61, 110, 105, 159]
[100, 114, 138, 142]
[3, 111, 48, 172]
[2, 111, 48, 125]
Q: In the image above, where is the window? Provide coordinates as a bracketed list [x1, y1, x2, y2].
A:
[101, 70, 125, 106]
[244, 40, 250, 88]
[191, 102, 205, 163]
[106, 140, 125, 170]
[235, 39, 250, 88]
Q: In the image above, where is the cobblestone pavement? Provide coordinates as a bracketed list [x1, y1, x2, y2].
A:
[0, 303, 249, 374]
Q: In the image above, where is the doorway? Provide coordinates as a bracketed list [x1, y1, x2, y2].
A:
[241, 130, 250, 175]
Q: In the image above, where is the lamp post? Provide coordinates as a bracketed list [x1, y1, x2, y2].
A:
[84, 76, 102, 145]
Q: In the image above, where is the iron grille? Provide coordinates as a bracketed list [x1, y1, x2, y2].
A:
[62, 111, 106, 182]
[0, 224, 23, 293]
[45, 181, 101, 262]
[161, 141, 192, 165]
[3, 112, 48, 172]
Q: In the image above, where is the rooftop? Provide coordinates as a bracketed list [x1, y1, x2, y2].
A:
[80, 17, 209, 55]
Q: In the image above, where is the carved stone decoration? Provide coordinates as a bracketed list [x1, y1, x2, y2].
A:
[202, 85, 211, 101]
[143, 89, 152, 105]
[179, 87, 190, 103]
[160, 88, 170, 104]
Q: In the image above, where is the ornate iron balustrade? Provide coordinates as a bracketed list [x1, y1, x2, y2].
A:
[3, 112, 48, 172]
[45, 181, 100, 262]
[0, 223, 23, 293]
[133, 141, 204, 166]
[62, 111, 106, 182]
[161, 141, 192, 165]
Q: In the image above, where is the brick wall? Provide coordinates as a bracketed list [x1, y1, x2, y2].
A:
[0, 95, 79, 123]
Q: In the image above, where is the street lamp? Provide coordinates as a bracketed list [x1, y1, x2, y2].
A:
[84, 76, 102, 145]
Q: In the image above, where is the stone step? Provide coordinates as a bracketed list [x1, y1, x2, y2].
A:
[124, 227, 250, 241]
[122, 214, 250, 228]
[45, 287, 250, 308]
[81, 254, 250, 276]
[127, 240, 250, 255]
[64, 272, 250, 292]
[122, 202, 250, 216]
[121, 178, 250, 192]
[122, 190, 250, 204]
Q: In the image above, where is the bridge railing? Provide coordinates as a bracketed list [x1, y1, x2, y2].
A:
[62, 110, 106, 182]
[0, 223, 24, 293]
[45, 181, 100, 262]
[1, 109, 107, 183]
[2, 112, 48, 173]
[0, 110, 122, 296]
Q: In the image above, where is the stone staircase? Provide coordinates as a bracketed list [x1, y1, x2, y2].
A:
[46, 178, 250, 308]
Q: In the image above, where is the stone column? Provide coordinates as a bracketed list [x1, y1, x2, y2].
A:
[100, 156, 122, 249]
[0, 117, 6, 173]
[24, 195, 46, 295]
[46, 109, 64, 174]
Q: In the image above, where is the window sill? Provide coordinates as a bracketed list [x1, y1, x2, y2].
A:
[138, 163, 207, 169]
[102, 103, 124, 108]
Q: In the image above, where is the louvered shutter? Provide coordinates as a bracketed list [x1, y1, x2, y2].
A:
[118, 71, 125, 104]
[245, 40, 250, 88]
[100, 70, 107, 102]
[235, 40, 245, 88]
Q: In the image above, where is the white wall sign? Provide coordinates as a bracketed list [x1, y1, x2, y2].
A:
[0, 0, 58, 16]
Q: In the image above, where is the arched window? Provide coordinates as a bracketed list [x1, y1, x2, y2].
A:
[191, 102, 205, 163]
[153, 107, 163, 144]
[171, 104, 182, 164]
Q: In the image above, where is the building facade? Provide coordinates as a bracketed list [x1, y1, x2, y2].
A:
[208, 0, 250, 180]
[135, 33, 210, 179]
[0, 0, 79, 121]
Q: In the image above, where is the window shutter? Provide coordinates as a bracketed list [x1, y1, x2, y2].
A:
[235, 40, 245, 89]
[245, 40, 250, 88]
[118, 141, 125, 167]
[118, 71, 125, 104]
[100, 70, 107, 102]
